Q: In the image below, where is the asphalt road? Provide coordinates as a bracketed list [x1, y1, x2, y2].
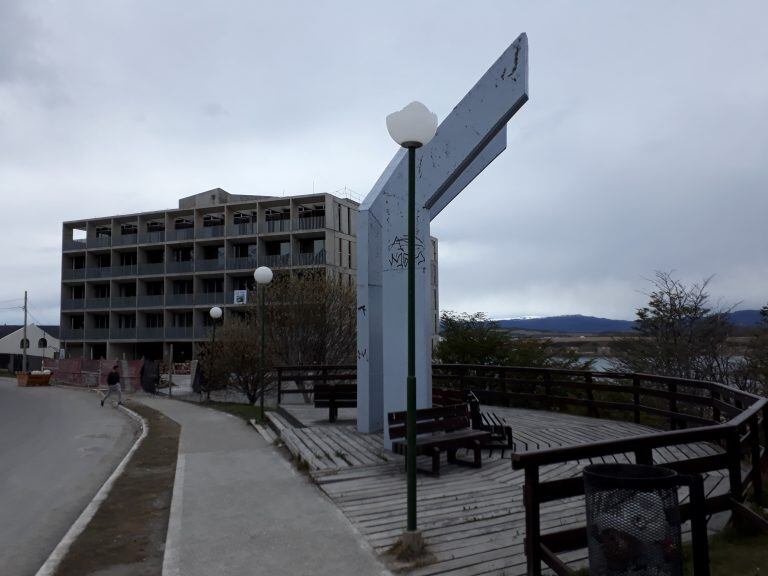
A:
[0, 379, 137, 576]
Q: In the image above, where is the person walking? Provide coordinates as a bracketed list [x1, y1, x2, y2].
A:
[101, 364, 123, 407]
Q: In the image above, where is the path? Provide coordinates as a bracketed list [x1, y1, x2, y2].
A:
[138, 396, 391, 576]
[272, 402, 731, 575]
[0, 378, 136, 576]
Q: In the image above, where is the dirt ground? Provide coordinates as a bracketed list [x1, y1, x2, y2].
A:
[53, 401, 180, 576]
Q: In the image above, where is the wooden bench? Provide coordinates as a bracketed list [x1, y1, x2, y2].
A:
[387, 404, 491, 475]
[467, 392, 514, 456]
[433, 388, 515, 457]
[314, 383, 357, 422]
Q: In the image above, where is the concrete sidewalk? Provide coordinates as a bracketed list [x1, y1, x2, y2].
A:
[138, 397, 391, 576]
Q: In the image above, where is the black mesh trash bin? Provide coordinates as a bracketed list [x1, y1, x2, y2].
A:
[583, 463, 709, 576]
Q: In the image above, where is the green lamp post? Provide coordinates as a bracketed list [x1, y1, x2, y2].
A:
[386, 101, 438, 537]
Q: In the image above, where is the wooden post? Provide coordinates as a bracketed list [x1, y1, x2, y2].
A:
[632, 374, 641, 424]
[277, 367, 282, 405]
[524, 465, 542, 576]
[763, 405, 768, 461]
[635, 446, 653, 466]
[585, 372, 597, 418]
[543, 372, 552, 411]
[668, 381, 678, 430]
[711, 388, 721, 423]
[687, 474, 711, 576]
[749, 415, 763, 503]
[727, 429, 745, 502]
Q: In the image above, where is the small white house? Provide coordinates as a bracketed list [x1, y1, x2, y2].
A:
[0, 325, 60, 372]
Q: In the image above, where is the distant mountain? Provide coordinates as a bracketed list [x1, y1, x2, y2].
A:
[496, 315, 634, 333]
[496, 310, 763, 334]
[727, 309, 764, 326]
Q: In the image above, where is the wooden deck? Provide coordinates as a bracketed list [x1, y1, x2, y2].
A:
[266, 401, 730, 576]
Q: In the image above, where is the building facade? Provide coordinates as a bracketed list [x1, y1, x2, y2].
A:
[0, 324, 60, 371]
[60, 189, 359, 361]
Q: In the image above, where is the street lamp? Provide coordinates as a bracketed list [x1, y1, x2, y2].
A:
[208, 306, 223, 400]
[253, 266, 273, 418]
[386, 101, 438, 543]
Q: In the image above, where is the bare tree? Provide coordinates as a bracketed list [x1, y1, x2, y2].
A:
[612, 271, 741, 385]
[202, 311, 270, 405]
[203, 271, 356, 406]
[263, 271, 356, 367]
[739, 305, 768, 395]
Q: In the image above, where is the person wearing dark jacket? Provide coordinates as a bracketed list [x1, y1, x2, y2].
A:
[101, 364, 123, 407]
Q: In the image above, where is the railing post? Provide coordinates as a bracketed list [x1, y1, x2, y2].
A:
[585, 372, 598, 418]
[523, 465, 542, 576]
[727, 429, 745, 503]
[277, 368, 282, 405]
[635, 446, 653, 466]
[543, 372, 552, 411]
[749, 415, 763, 504]
[632, 374, 641, 424]
[763, 405, 768, 461]
[711, 388, 721, 423]
[668, 381, 678, 430]
[500, 367, 507, 396]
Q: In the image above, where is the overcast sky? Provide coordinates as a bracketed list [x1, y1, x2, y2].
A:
[1, 1, 766, 325]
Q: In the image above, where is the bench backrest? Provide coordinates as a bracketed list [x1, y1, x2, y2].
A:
[432, 387, 469, 407]
[314, 383, 357, 401]
[387, 404, 470, 440]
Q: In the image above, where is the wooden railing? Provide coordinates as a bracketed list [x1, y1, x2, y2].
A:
[275, 365, 356, 404]
[275, 363, 768, 575]
[432, 363, 768, 576]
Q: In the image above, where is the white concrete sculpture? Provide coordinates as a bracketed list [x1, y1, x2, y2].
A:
[357, 34, 530, 445]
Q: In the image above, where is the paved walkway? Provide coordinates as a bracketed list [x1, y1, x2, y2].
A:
[138, 396, 391, 576]
[0, 378, 136, 576]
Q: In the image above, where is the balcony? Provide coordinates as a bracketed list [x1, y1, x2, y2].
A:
[62, 298, 85, 310]
[84, 328, 110, 340]
[64, 239, 87, 251]
[166, 326, 194, 339]
[196, 259, 225, 272]
[112, 265, 138, 277]
[263, 254, 291, 268]
[265, 219, 290, 233]
[195, 292, 225, 305]
[138, 295, 164, 308]
[138, 262, 165, 276]
[228, 222, 256, 236]
[139, 231, 165, 244]
[85, 298, 110, 309]
[295, 250, 326, 266]
[110, 328, 137, 340]
[61, 328, 84, 340]
[138, 327, 165, 339]
[196, 225, 225, 239]
[86, 267, 112, 279]
[295, 215, 325, 230]
[195, 326, 214, 339]
[166, 228, 195, 242]
[87, 236, 112, 249]
[113, 234, 138, 246]
[227, 256, 258, 270]
[167, 261, 194, 274]
[62, 268, 86, 281]
[112, 296, 137, 308]
[166, 294, 194, 307]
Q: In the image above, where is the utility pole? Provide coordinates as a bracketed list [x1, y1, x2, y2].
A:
[22, 290, 28, 373]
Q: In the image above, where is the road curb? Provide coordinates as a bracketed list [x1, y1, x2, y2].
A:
[33, 404, 148, 576]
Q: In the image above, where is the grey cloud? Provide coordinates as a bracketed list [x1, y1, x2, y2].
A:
[1, 0, 767, 325]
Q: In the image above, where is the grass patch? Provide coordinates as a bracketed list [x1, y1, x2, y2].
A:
[197, 400, 269, 422]
[572, 523, 768, 576]
[682, 524, 768, 575]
